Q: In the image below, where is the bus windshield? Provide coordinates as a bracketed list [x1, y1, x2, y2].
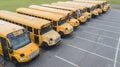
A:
[98, 5, 101, 8]
[40, 25, 52, 35]
[71, 13, 75, 18]
[91, 7, 94, 11]
[9, 32, 30, 50]
[76, 10, 81, 17]
[101, 3, 104, 8]
[87, 8, 91, 12]
[81, 9, 86, 13]
[66, 14, 71, 21]
[58, 18, 67, 25]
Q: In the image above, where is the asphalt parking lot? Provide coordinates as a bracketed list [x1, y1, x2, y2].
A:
[2, 9, 120, 67]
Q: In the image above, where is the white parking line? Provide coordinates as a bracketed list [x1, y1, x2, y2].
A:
[66, 44, 114, 62]
[97, 17, 120, 23]
[113, 37, 120, 67]
[89, 22, 120, 29]
[81, 31, 117, 40]
[95, 19, 120, 24]
[75, 36, 117, 50]
[55, 55, 79, 67]
[88, 26, 120, 34]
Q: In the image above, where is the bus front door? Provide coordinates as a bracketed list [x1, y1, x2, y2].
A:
[0, 38, 10, 61]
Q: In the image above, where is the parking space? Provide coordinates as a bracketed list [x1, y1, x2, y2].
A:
[2, 9, 120, 67]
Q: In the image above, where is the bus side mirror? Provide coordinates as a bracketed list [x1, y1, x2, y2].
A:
[9, 46, 13, 49]
[9, 49, 13, 54]
[9, 46, 13, 54]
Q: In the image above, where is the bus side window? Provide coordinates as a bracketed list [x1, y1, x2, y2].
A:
[23, 25, 26, 28]
[27, 26, 32, 32]
[52, 21, 57, 31]
[19, 24, 22, 26]
[87, 8, 90, 12]
[52, 21, 57, 26]
[34, 29, 39, 35]
[34, 36, 39, 44]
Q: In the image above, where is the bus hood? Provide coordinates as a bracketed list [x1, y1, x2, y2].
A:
[42, 30, 61, 40]
[69, 18, 80, 27]
[42, 30, 61, 46]
[59, 23, 73, 34]
[13, 42, 39, 58]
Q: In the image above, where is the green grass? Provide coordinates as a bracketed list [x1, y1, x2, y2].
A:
[0, 0, 120, 11]
[0, 0, 68, 11]
[108, 0, 120, 5]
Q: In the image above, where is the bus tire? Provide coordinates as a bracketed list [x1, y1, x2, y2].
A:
[12, 57, 19, 65]
[41, 42, 49, 49]
[80, 22, 86, 25]
[59, 31, 64, 37]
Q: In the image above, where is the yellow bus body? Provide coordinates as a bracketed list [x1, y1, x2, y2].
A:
[51, 3, 92, 19]
[29, 5, 81, 26]
[71, 1, 103, 14]
[0, 10, 61, 48]
[0, 20, 40, 63]
[16, 8, 73, 36]
[57, 2, 99, 17]
[74, 0, 110, 12]
[42, 4, 87, 23]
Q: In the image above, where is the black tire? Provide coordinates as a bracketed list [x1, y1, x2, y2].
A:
[41, 42, 49, 50]
[12, 57, 19, 66]
[80, 22, 86, 25]
[92, 15, 95, 18]
[102, 11, 106, 14]
[59, 31, 64, 38]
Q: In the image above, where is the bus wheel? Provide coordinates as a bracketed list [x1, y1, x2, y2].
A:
[12, 57, 19, 65]
[41, 42, 49, 50]
[59, 31, 64, 38]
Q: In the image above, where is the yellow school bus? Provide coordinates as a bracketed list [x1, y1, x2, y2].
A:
[93, 0, 110, 10]
[74, 0, 110, 12]
[71, 1, 103, 14]
[0, 10, 61, 49]
[96, 0, 110, 11]
[51, 3, 92, 20]
[16, 8, 73, 37]
[0, 20, 40, 64]
[64, 1, 99, 16]
[42, 4, 87, 24]
[57, 2, 99, 17]
[29, 5, 81, 26]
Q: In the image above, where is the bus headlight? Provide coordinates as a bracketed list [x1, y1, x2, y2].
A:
[20, 54, 25, 57]
[50, 38, 53, 41]
[20, 57, 25, 61]
[74, 22, 77, 25]
[65, 28, 68, 30]
[65, 28, 69, 32]
[49, 38, 53, 44]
